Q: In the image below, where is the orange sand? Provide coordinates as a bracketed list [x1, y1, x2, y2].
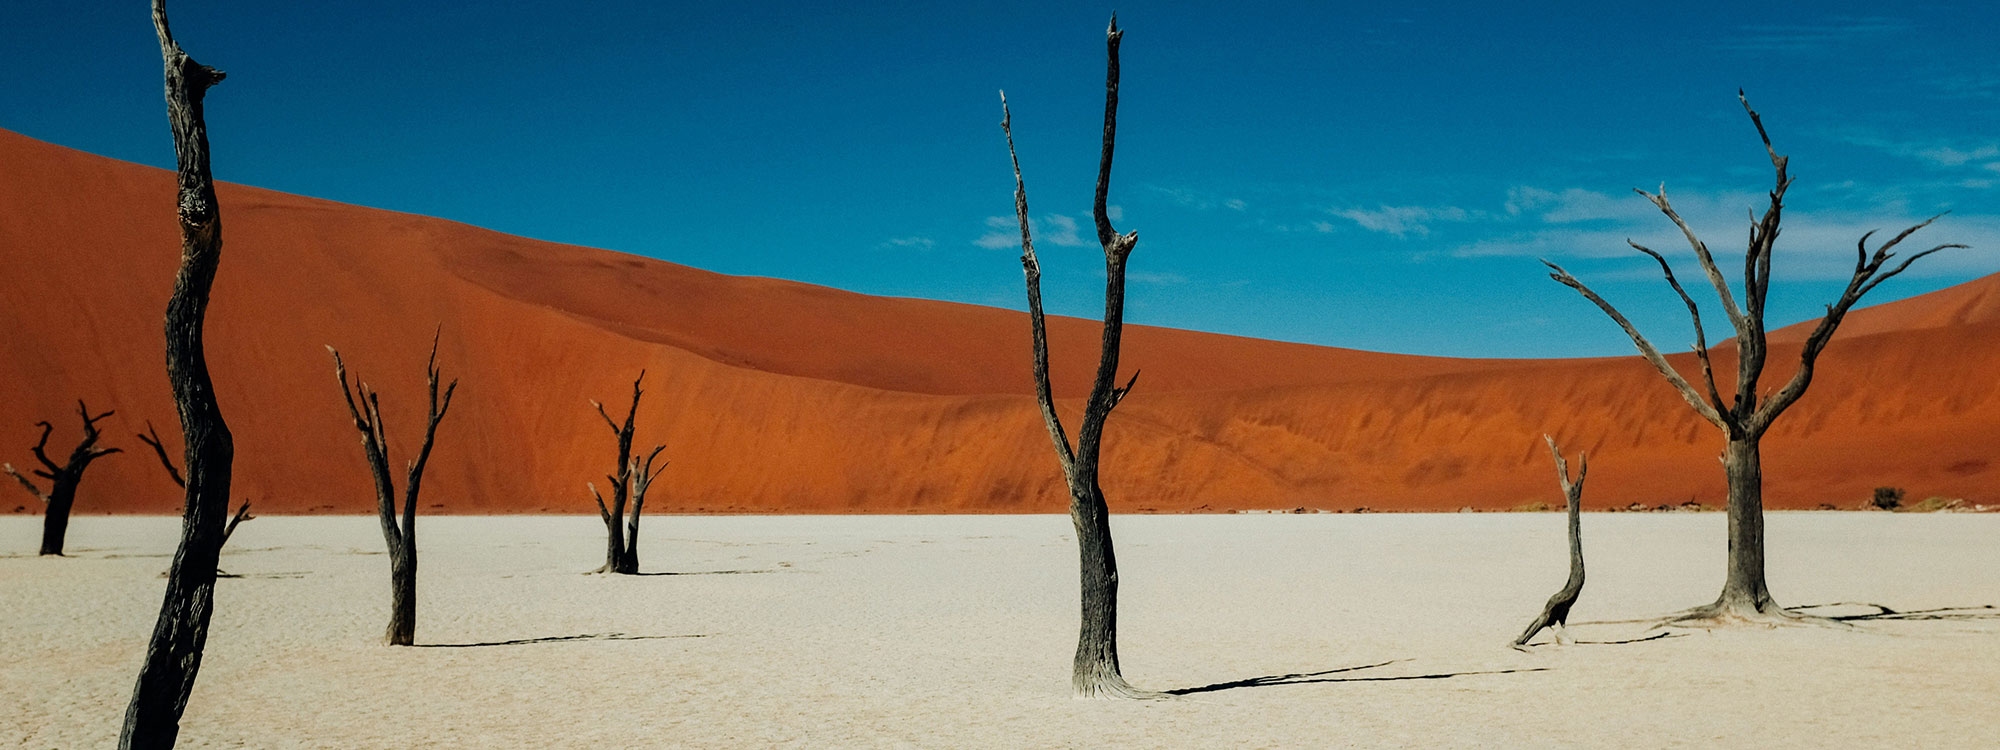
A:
[2, 129, 1994, 514]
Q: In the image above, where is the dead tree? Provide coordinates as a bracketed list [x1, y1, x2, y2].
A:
[3, 401, 122, 555]
[138, 421, 254, 545]
[1002, 16, 1156, 699]
[588, 371, 666, 574]
[328, 335, 457, 646]
[1544, 92, 1962, 626]
[122, 3, 237, 746]
[1514, 436, 1587, 648]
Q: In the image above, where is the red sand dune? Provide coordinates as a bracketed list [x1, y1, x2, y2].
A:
[2, 129, 1995, 514]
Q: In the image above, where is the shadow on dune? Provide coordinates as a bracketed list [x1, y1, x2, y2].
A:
[415, 633, 706, 648]
[1167, 659, 1550, 696]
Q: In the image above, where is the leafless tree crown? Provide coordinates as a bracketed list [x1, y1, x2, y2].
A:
[1002, 15, 1160, 700]
[328, 331, 457, 646]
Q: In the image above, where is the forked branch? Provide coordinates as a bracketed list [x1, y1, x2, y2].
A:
[137, 421, 186, 487]
[1542, 261, 1725, 428]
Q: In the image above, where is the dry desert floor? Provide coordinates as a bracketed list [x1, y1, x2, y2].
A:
[3, 513, 1998, 748]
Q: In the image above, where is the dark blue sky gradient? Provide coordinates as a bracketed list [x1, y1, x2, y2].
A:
[5, 1, 1997, 356]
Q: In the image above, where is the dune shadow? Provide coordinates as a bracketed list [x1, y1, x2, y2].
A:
[1793, 602, 2000, 622]
[1167, 659, 1550, 696]
[414, 633, 706, 648]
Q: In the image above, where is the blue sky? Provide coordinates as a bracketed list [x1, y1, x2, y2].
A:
[5, 1, 1997, 357]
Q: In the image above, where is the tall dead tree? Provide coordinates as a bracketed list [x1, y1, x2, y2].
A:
[122, 2, 237, 746]
[1513, 436, 1587, 648]
[1003, 16, 1156, 699]
[138, 422, 254, 545]
[329, 335, 457, 646]
[588, 371, 666, 574]
[4, 401, 122, 555]
[1544, 92, 1962, 625]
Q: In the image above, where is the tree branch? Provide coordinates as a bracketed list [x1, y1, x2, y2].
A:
[1001, 90, 1077, 474]
[3, 463, 48, 501]
[28, 421, 57, 474]
[589, 482, 610, 524]
[1630, 242, 1732, 423]
[138, 421, 187, 488]
[1758, 219, 1961, 426]
[1544, 260, 1726, 428]
[220, 500, 253, 544]
[1075, 16, 1139, 466]
[1636, 187, 1748, 338]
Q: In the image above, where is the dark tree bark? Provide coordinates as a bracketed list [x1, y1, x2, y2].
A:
[138, 421, 254, 545]
[1544, 92, 1963, 626]
[3, 401, 123, 556]
[1001, 16, 1155, 699]
[588, 372, 665, 574]
[122, 3, 235, 746]
[329, 333, 457, 646]
[1514, 436, 1587, 648]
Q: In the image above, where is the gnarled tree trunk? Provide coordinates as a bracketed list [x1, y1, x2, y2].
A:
[1717, 437, 1772, 612]
[4, 402, 123, 556]
[329, 333, 457, 646]
[1545, 93, 1961, 626]
[1514, 436, 1587, 648]
[588, 371, 665, 574]
[122, 3, 234, 746]
[1001, 16, 1155, 699]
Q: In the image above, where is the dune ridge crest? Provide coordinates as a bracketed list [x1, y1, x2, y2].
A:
[2, 128, 1995, 514]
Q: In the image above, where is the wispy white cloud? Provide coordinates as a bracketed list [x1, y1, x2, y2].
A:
[1042, 214, 1086, 247]
[1917, 144, 2000, 167]
[974, 216, 1018, 249]
[1459, 184, 2000, 279]
[1832, 129, 2000, 174]
[1333, 204, 1471, 238]
[974, 213, 1088, 249]
[1504, 187, 1657, 224]
[1934, 71, 2000, 100]
[879, 236, 935, 251]
[1224, 198, 1247, 211]
[1718, 17, 1911, 53]
[1127, 271, 1188, 285]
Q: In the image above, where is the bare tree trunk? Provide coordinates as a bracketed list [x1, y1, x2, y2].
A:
[1544, 92, 1960, 627]
[122, 3, 232, 744]
[589, 372, 662, 575]
[386, 542, 416, 645]
[619, 448, 664, 573]
[4, 404, 122, 557]
[40, 492, 75, 555]
[1717, 437, 1774, 614]
[1002, 16, 1155, 699]
[1070, 482, 1126, 693]
[329, 333, 456, 647]
[1515, 436, 1586, 648]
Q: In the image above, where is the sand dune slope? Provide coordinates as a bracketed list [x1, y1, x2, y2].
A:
[1, 129, 1993, 513]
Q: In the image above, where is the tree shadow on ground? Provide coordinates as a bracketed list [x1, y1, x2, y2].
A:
[1516, 631, 1686, 649]
[1167, 659, 1550, 696]
[626, 569, 776, 576]
[415, 633, 707, 648]
[1792, 602, 2000, 622]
